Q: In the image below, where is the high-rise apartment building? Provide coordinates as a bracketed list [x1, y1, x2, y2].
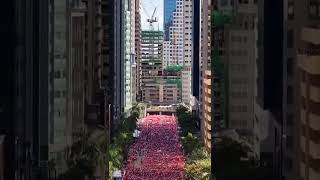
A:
[182, 0, 193, 104]
[1, 1, 49, 179]
[200, 0, 212, 147]
[169, 0, 185, 65]
[227, 0, 259, 155]
[210, 0, 265, 160]
[163, 0, 193, 105]
[69, 0, 86, 135]
[295, 1, 320, 180]
[124, 0, 136, 111]
[203, 70, 212, 150]
[113, 0, 125, 126]
[135, 0, 142, 102]
[0, 0, 122, 179]
[163, 41, 173, 68]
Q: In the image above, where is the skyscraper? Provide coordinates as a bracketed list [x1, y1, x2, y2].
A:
[1, 1, 49, 179]
[200, 0, 212, 148]
[182, 0, 193, 104]
[135, 0, 142, 102]
[124, 0, 135, 112]
[164, 0, 177, 41]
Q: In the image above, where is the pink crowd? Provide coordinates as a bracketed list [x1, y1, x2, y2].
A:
[123, 115, 185, 180]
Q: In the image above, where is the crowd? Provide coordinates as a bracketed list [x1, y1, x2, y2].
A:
[123, 115, 185, 180]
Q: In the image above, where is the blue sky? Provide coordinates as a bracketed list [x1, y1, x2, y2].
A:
[141, 0, 164, 31]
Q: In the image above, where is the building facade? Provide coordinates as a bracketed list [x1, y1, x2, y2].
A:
[141, 30, 164, 103]
[143, 80, 180, 105]
[200, 0, 212, 147]
[164, 0, 177, 41]
[50, 0, 72, 173]
[203, 70, 212, 150]
[135, 0, 142, 102]
[182, 0, 193, 104]
[123, 0, 136, 112]
[295, 0, 320, 180]
[0, 1, 50, 179]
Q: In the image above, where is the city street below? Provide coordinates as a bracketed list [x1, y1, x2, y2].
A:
[123, 115, 185, 180]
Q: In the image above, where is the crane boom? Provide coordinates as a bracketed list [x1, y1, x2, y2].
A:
[151, 7, 157, 20]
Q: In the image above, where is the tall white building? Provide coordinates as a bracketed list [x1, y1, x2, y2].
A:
[162, 0, 193, 104]
[182, 0, 193, 104]
[163, 41, 172, 67]
[167, 0, 184, 65]
[124, 0, 135, 111]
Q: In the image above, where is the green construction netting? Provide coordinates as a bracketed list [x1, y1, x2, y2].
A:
[164, 65, 184, 72]
[212, 11, 231, 27]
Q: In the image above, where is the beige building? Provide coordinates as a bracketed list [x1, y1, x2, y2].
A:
[200, 0, 212, 146]
[296, 4, 320, 179]
[203, 70, 212, 150]
[143, 79, 180, 105]
[297, 27, 320, 180]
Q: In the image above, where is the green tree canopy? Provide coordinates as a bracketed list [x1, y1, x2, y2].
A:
[213, 137, 272, 180]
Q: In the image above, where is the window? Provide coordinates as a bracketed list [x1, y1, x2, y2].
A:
[288, 1, 294, 20]
[287, 58, 293, 76]
[239, 0, 249, 4]
[231, 105, 248, 112]
[285, 158, 293, 171]
[220, 0, 228, 6]
[287, 29, 294, 48]
[54, 71, 61, 78]
[231, 91, 248, 98]
[231, 35, 242, 43]
[287, 86, 293, 104]
[54, 91, 61, 98]
[232, 78, 248, 84]
[309, 0, 320, 18]
[286, 113, 294, 126]
[231, 64, 247, 72]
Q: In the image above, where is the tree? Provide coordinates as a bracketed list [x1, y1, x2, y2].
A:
[57, 128, 108, 180]
[213, 137, 263, 180]
[185, 158, 211, 180]
[181, 132, 200, 155]
[176, 105, 197, 136]
[109, 107, 139, 179]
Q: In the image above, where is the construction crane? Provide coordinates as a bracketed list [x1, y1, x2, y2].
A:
[147, 7, 158, 31]
[145, 7, 158, 63]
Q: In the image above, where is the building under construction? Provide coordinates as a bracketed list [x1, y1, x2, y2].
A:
[139, 30, 181, 105]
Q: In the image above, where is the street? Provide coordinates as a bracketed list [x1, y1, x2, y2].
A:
[123, 115, 185, 179]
